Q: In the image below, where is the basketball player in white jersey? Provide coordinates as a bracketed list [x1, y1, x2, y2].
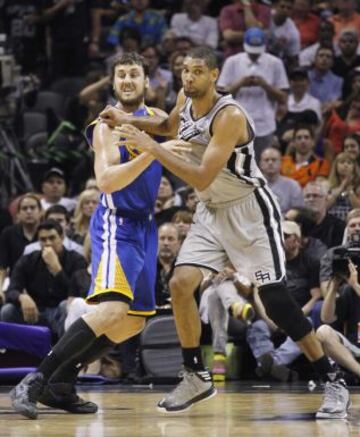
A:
[100, 47, 350, 419]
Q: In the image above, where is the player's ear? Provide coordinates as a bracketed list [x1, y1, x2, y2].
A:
[211, 68, 219, 83]
[144, 76, 150, 90]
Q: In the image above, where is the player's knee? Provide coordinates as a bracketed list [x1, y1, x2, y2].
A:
[169, 274, 195, 301]
[316, 324, 335, 344]
[258, 282, 312, 342]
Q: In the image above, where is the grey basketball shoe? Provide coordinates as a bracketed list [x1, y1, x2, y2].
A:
[10, 372, 45, 419]
[316, 379, 351, 419]
[157, 369, 217, 413]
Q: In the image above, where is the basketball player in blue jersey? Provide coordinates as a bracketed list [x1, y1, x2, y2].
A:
[10, 52, 188, 420]
[100, 47, 350, 419]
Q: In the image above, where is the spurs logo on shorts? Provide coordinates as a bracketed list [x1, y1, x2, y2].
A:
[255, 270, 271, 283]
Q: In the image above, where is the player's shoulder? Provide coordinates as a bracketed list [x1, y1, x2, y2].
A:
[214, 101, 247, 126]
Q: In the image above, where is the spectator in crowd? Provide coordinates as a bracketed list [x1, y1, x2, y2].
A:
[0, 1, 46, 75]
[182, 187, 199, 213]
[247, 220, 321, 381]
[140, 44, 172, 109]
[299, 19, 335, 68]
[156, 176, 175, 212]
[40, 168, 77, 213]
[333, 30, 360, 99]
[303, 181, 346, 248]
[173, 35, 195, 55]
[0, 194, 42, 303]
[170, 0, 218, 49]
[219, 0, 271, 58]
[292, 0, 320, 49]
[40, 0, 94, 79]
[308, 46, 343, 105]
[1, 220, 86, 339]
[324, 91, 360, 155]
[329, 0, 360, 42]
[218, 27, 289, 160]
[316, 259, 360, 380]
[199, 267, 255, 381]
[171, 210, 193, 243]
[165, 51, 186, 111]
[285, 206, 328, 262]
[287, 68, 322, 126]
[320, 208, 360, 296]
[24, 205, 84, 256]
[0, 207, 12, 235]
[155, 223, 181, 308]
[107, 0, 167, 48]
[268, 0, 301, 69]
[259, 147, 304, 215]
[281, 126, 330, 188]
[69, 189, 99, 245]
[343, 133, 360, 165]
[327, 152, 360, 222]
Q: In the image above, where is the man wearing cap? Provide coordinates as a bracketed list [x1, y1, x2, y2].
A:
[333, 30, 360, 99]
[40, 168, 77, 213]
[218, 27, 289, 161]
[247, 220, 322, 382]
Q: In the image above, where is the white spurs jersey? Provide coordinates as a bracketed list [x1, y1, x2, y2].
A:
[178, 94, 266, 207]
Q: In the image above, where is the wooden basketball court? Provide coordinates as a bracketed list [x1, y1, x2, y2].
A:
[0, 383, 359, 436]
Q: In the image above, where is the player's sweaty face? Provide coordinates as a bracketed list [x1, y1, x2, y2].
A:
[182, 58, 212, 98]
[114, 64, 147, 106]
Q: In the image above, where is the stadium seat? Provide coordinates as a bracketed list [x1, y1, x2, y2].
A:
[0, 322, 51, 381]
[22, 111, 47, 141]
[33, 91, 65, 118]
[140, 315, 182, 379]
[50, 77, 85, 98]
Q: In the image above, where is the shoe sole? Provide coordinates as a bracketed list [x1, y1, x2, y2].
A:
[9, 388, 38, 420]
[315, 400, 351, 420]
[157, 387, 217, 414]
[39, 398, 98, 414]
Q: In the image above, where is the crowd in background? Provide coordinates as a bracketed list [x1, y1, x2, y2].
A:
[0, 0, 360, 383]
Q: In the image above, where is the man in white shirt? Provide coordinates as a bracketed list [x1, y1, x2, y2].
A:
[268, 0, 301, 68]
[287, 67, 322, 124]
[260, 147, 304, 215]
[40, 168, 77, 213]
[170, 0, 218, 49]
[217, 27, 289, 161]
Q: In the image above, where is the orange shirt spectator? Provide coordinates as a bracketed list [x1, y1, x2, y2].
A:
[324, 95, 360, 154]
[281, 154, 330, 187]
[292, 0, 320, 48]
[329, 0, 360, 42]
[281, 126, 330, 187]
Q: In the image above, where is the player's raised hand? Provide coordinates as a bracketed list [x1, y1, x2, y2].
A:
[100, 105, 127, 128]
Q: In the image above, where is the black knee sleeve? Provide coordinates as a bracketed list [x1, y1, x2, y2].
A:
[258, 282, 312, 342]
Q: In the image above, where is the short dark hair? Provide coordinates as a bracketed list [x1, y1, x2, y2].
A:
[315, 45, 335, 58]
[45, 204, 69, 222]
[186, 46, 218, 70]
[37, 219, 63, 237]
[110, 52, 149, 82]
[293, 125, 314, 139]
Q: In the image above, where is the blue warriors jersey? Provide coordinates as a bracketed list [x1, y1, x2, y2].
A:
[85, 106, 162, 218]
[85, 106, 161, 316]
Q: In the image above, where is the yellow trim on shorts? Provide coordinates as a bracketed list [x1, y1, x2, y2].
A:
[86, 288, 134, 304]
[128, 309, 156, 317]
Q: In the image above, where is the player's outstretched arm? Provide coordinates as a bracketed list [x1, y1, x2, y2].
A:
[117, 106, 249, 191]
[99, 90, 186, 137]
[93, 122, 155, 194]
